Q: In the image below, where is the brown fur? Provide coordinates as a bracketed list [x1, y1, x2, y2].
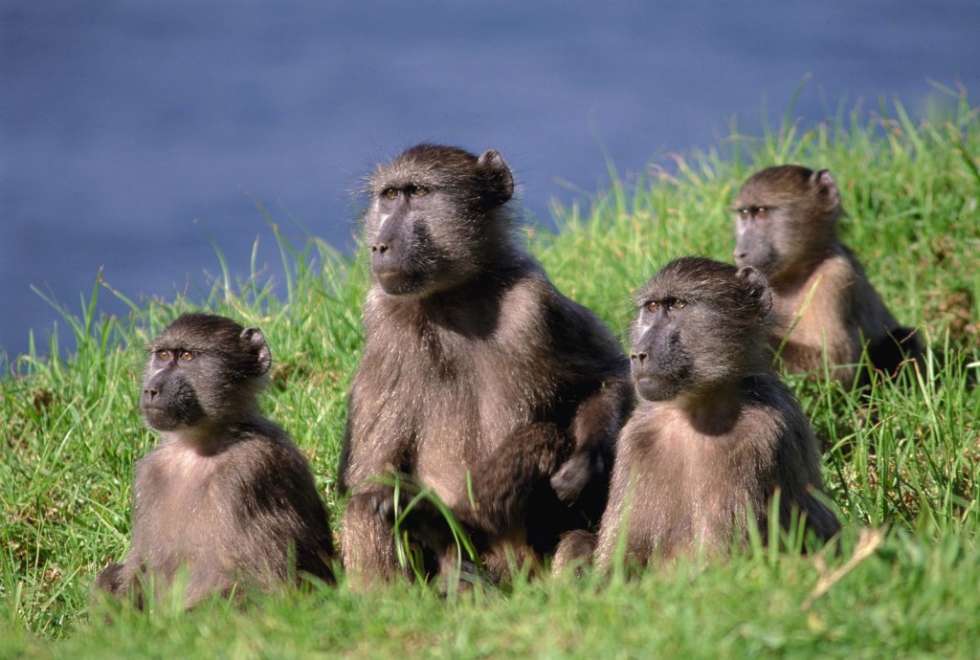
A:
[96, 314, 334, 607]
[734, 165, 923, 385]
[339, 144, 632, 586]
[583, 258, 839, 570]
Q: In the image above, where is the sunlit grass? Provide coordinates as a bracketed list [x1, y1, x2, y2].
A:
[0, 91, 978, 657]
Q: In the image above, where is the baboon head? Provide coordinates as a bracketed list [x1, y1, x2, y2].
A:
[364, 143, 515, 297]
[629, 258, 772, 401]
[732, 165, 842, 283]
[141, 314, 272, 431]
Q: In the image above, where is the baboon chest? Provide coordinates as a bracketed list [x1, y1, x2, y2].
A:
[632, 423, 768, 557]
[134, 448, 239, 573]
[411, 344, 536, 508]
[772, 257, 856, 362]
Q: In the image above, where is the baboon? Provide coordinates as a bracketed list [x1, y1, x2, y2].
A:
[583, 258, 839, 569]
[96, 314, 334, 607]
[338, 144, 632, 585]
[733, 165, 923, 386]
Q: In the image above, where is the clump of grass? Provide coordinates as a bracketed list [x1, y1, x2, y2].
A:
[0, 91, 977, 657]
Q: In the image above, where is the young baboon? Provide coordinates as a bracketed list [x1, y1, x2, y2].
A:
[588, 258, 839, 569]
[96, 314, 334, 607]
[733, 165, 923, 385]
[339, 144, 632, 585]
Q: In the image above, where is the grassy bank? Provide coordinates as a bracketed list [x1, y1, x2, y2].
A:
[1, 92, 978, 657]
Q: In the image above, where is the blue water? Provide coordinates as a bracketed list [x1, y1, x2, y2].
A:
[2, 1, 979, 360]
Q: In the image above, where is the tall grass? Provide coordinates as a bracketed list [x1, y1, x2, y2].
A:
[1, 91, 978, 657]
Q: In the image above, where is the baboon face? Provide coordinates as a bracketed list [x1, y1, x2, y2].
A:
[364, 144, 514, 297]
[629, 258, 771, 401]
[732, 165, 841, 280]
[141, 314, 271, 431]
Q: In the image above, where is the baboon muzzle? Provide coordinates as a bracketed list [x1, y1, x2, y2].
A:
[630, 327, 687, 401]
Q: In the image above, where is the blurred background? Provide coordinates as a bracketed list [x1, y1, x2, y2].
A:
[2, 1, 979, 360]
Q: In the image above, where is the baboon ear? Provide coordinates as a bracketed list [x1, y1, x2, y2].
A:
[736, 266, 773, 316]
[241, 327, 272, 375]
[476, 149, 514, 207]
[811, 169, 841, 208]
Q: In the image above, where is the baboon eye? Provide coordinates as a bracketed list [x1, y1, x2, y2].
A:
[156, 350, 173, 362]
[412, 185, 429, 197]
[672, 299, 687, 310]
[737, 208, 750, 219]
[645, 301, 659, 312]
[755, 206, 769, 219]
[381, 188, 399, 200]
[178, 351, 194, 361]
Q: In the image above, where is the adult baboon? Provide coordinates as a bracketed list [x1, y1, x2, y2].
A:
[339, 144, 631, 585]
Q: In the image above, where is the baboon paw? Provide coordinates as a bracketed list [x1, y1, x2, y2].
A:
[550, 454, 591, 503]
[352, 489, 396, 522]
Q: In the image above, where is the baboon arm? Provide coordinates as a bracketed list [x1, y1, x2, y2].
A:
[551, 378, 632, 503]
[337, 389, 415, 496]
[466, 422, 567, 534]
[773, 416, 841, 543]
[341, 491, 400, 587]
[593, 461, 631, 570]
[336, 398, 354, 494]
[231, 443, 336, 580]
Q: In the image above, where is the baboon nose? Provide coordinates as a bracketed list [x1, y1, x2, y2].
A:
[630, 352, 648, 363]
[734, 250, 747, 260]
[371, 243, 389, 254]
[144, 387, 159, 400]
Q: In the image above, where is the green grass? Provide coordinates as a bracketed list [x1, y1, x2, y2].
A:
[2, 90, 979, 658]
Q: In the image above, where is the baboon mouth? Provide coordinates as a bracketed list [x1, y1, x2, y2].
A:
[375, 269, 423, 295]
[633, 373, 682, 402]
[141, 405, 195, 431]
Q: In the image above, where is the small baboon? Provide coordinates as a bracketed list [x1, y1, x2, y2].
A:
[733, 165, 923, 385]
[585, 258, 839, 569]
[96, 314, 334, 607]
[339, 144, 632, 585]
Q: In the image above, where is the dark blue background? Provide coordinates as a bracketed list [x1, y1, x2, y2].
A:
[3, 1, 979, 359]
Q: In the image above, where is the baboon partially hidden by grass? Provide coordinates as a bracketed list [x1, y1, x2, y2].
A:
[733, 165, 923, 386]
[96, 314, 334, 607]
[556, 259, 839, 572]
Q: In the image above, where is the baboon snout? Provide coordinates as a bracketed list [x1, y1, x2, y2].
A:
[371, 226, 402, 272]
[629, 351, 649, 364]
[141, 371, 170, 405]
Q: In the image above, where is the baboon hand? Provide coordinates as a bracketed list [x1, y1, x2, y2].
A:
[550, 451, 594, 503]
[351, 488, 398, 522]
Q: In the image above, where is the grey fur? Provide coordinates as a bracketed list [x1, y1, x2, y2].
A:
[339, 144, 632, 585]
[96, 314, 334, 607]
[576, 258, 839, 570]
[733, 165, 923, 384]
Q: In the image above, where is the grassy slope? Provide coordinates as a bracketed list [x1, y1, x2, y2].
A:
[1, 94, 978, 658]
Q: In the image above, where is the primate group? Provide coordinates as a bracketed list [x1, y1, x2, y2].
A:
[95, 144, 923, 606]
